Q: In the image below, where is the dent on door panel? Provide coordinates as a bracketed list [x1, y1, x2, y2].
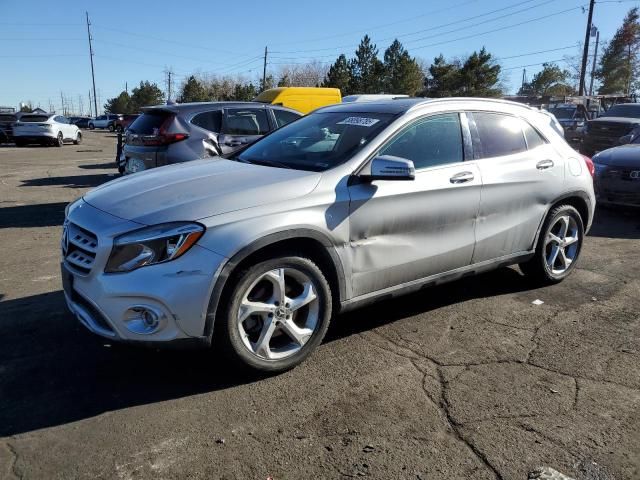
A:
[349, 165, 481, 297]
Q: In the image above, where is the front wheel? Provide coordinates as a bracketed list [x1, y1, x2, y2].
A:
[217, 256, 332, 373]
[74, 132, 82, 145]
[520, 205, 584, 284]
[88, 123, 95, 130]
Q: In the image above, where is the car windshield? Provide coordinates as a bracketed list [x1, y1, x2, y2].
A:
[549, 107, 575, 119]
[604, 104, 640, 118]
[234, 111, 396, 172]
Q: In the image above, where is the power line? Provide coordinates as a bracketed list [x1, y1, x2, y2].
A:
[272, 0, 555, 54]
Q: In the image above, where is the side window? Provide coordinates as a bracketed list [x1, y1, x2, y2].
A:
[273, 109, 301, 128]
[191, 110, 222, 133]
[473, 112, 527, 158]
[522, 122, 546, 150]
[379, 113, 463, 170]
[223, 109, 270, 135]
[54, 116, 64, 123]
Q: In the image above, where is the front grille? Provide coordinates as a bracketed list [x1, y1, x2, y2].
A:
[63, 222, 98, 275]
[588, 122, 634, 137]
[603, 168, 640, 180]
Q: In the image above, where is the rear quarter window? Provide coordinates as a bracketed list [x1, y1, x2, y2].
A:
[273, 109, 302, 128]
[523, 122, 546, 149]
[473, 112, 527, 158]
[191, 110, 222, 133]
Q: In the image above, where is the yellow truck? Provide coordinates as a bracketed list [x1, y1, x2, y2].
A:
[254, 87, 341, 114]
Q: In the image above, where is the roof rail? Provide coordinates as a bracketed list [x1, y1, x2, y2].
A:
[407, 97, 536, 112]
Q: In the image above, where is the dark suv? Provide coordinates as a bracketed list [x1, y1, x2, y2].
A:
[0, 112, 20, 143]
[119, 102, 301, 174]
[582, 103, 640, 156]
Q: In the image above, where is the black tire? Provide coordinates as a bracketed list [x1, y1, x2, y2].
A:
[216, 255, 332, 373]
[74, 132, 82, 145]
[116, 125, 123, 133]
[520, 204, 584, 285]
[108, 123, 115, 132]
[88, 123, 95, 130]
[14, 139, 25, 147]
[56, 132, 64, 147]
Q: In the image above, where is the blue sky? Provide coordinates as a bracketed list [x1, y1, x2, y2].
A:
[1, 0, 637, 114]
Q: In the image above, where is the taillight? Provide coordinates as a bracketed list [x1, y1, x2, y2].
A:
[141, 115, 189, 146]
[581, 154, 595, 177]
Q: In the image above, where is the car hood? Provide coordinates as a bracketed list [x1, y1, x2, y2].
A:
[593, 144, 640, 167]
[590, 117, 640, 125]
[83, 159, 322, 225]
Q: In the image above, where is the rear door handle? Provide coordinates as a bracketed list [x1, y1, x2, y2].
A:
[450, 171, 475, 184]
[536, 159, 554, 170]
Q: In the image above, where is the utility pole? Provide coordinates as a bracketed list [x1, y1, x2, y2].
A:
[164, 68, 174, 102]
[579, 0, 596, 96]
[589, 26, 600, 96]
[262, 46, 268, 91]
[86, 12, 99, 117]
[88, 90, 93, 117]
[60, 91, 65, 115]
[78, 95, 84, 116]
[521, 68, 527, 92]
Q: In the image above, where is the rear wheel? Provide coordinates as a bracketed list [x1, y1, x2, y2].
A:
[108, 123, 115, 132]
[88, 123, 95, 130]
[217, 255, 332, 373]
[56, 132, 64, 147]
[520, 205, 584, 284]
[116, 125, 123, 133]
[74, 132, 82, 145]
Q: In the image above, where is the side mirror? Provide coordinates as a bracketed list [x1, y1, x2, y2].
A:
[362, 155, 415, 181]
[619, 134, 633, 145]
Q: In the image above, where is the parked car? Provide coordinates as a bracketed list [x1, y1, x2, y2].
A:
[548, 104, 588, 146]
[253, 87, 342, 114]
[119, 102, 302, 174]
[582, 103, 640, 156]
[89, 114, 122, 131]
[13, 113, 81, 147]
[593, 131, 640, 207]
[0, 112, 19, 143]
[342, 94, 409, 102]
[69, 116, 91, 129]
[115, 114, 139, 132]
[62, 98, 595, 372]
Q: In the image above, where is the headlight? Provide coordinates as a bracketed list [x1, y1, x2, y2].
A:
[126, 157, 146, 174]
[105, 222, 205, 273]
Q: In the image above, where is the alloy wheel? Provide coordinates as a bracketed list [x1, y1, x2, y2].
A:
[237, 267, 320, 360]
[544, 215, 580, 275]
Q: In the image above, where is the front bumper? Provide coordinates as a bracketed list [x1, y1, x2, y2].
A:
[62, 200, 227, 343]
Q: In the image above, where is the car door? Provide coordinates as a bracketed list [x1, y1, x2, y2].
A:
[58, 116, 72, 138]
[219, 107, 271, 154]
[347, 112, 481, 297]
[468, 111, 565, 263]
[190, 109, 223, 156]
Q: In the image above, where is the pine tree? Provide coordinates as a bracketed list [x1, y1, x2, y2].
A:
[518, 63, 575, 96]
[350, 36, 384, 94]
[129, 81, 164, 111]
[424, 55, 462, 97]
[323, 54, 352, 94]
[104, 91, 132, 114]
[178, 76, 209, 103]
[458, 48, 502, 97]
[597, 7, 640, 95]
[383, 39, 424, 95]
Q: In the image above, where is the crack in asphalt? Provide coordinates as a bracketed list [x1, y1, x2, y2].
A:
[2, 440, 21, 480]
[361, 331, 503, 479]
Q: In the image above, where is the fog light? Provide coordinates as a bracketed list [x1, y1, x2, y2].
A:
[124, 306, 164, 334]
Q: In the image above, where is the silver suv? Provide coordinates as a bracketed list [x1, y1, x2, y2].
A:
[62, 98, 595, 372]
[119, 102, 302, 174]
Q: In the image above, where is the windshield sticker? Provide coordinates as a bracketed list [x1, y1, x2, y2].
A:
[337, 117, 380, 127]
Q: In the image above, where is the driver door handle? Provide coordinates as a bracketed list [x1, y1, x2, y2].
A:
[450, 171, 475, 184]
[536, 159, 554, 170]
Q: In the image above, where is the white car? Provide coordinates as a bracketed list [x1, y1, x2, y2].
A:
[88, 114, 121, 131]
[13, 114, 82, 147]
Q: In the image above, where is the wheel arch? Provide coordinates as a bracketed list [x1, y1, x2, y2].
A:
[203, 229, 346, 341]
[532, 191, 592, 249]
